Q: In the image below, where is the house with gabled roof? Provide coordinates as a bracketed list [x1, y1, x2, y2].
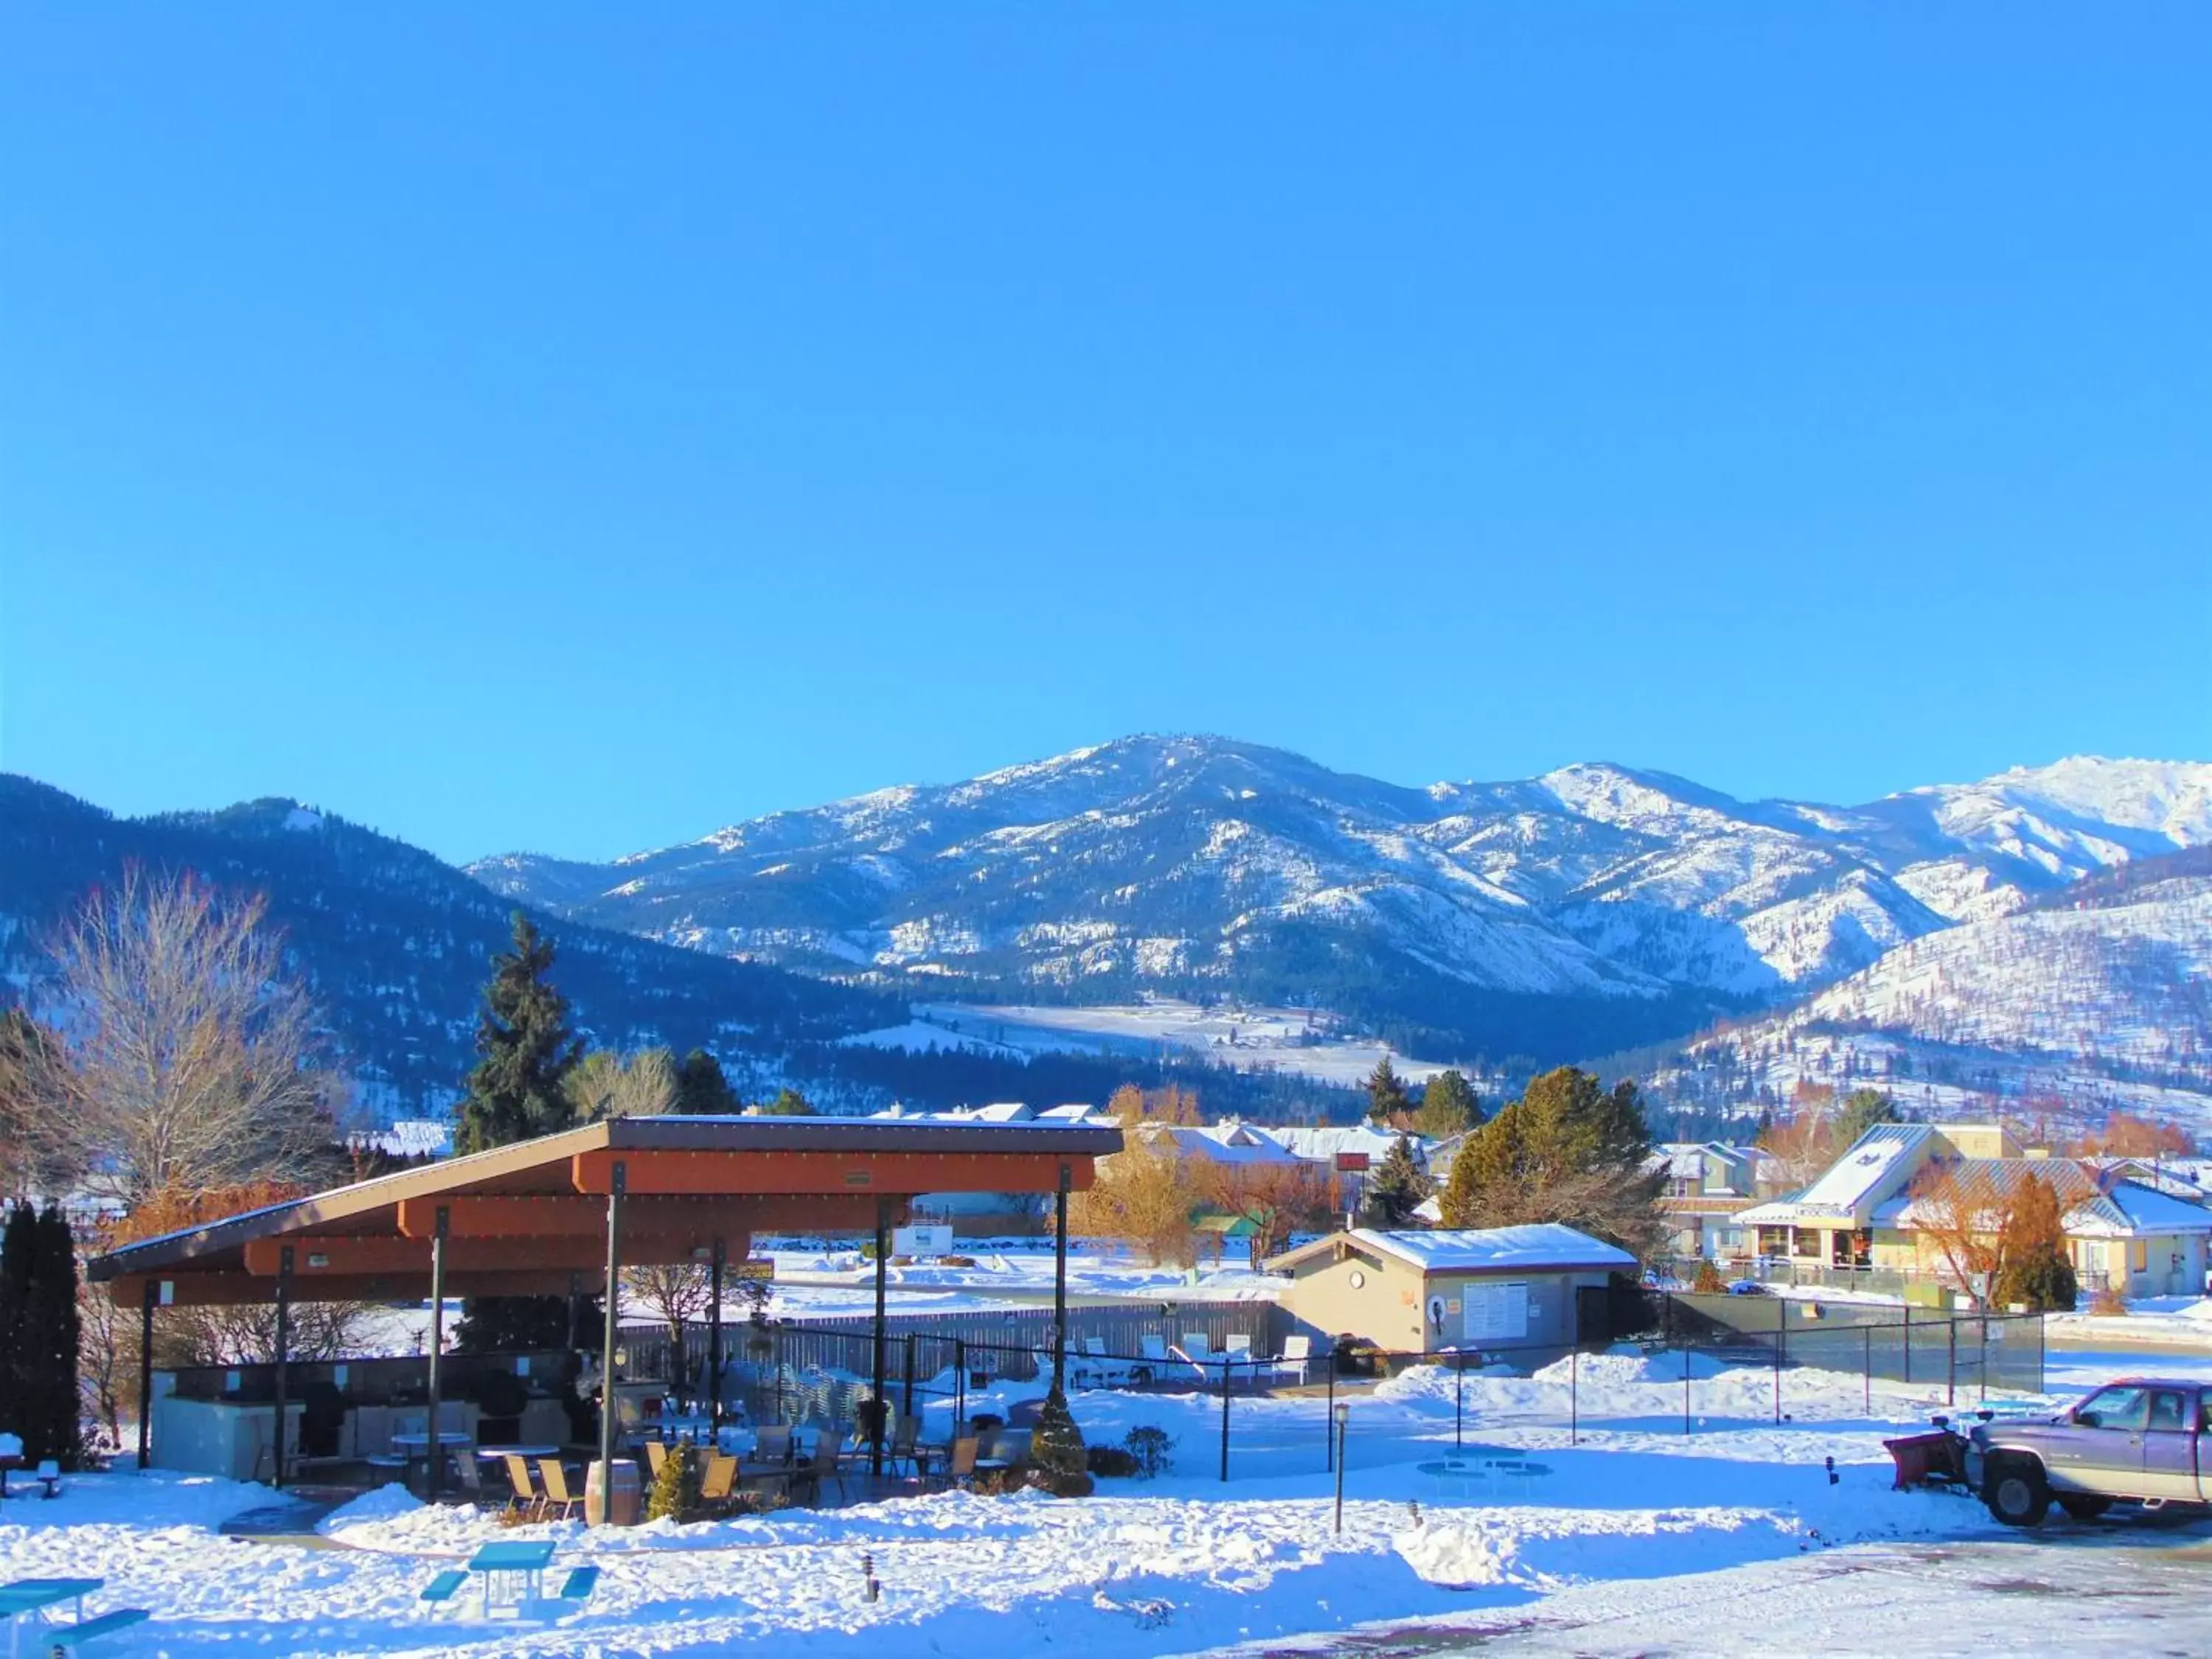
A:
[1735, 1121, 2212, 1298]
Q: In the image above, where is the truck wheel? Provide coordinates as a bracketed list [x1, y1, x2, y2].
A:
[1986, 1458, 2051, 1528]
[2057, 1495, 2111, 1522]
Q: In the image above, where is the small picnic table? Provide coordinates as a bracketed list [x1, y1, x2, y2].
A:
[465, 1541, 557, 1615]
[0, 1579, 104, 1659]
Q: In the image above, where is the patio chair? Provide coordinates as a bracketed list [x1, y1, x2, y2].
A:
[792, 1437, 845, 1508]
[501, 1454, 543, 1521]
[536, 1458, 583, 1522]
[886, 1417, 922, 1478]
[938, 1436, 979, 1490]
[1180, 1331, 1212, 1363]
[755, 1425, 792, 1465]
[644, 1440, 669, 1481]
[1271, 1334, 1313, 1387]
[1135, 1335, 1169, 1383]
[698, 1453, 739, 1509]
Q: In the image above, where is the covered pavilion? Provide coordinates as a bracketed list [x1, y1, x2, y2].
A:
[87, 1113, 1120, 1504]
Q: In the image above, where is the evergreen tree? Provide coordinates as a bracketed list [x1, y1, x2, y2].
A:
[1029, 1386, 1090, 1495]
[0, 1204, 32, 1451]
[455, 914, 582, 1155]
[1364, 1135, 1430, 1228]
[1834, 1088, 1899, 1148]
[1436, 1067, 1663, 1256]
[452, 915, 586, 1354]
[1363, 1057, 1413, 1127]
[1989, 1173, 2078, 1313]
[27, 1206, 81, 1467]
[673, 1049, 740, 1116]
[755, 1088, 813, 1117]
[1413, 1069, 1481, 1138]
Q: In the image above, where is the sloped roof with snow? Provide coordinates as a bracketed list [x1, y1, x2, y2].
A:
[1267, 1222, 1635, 1276]
[1872, 1161, 2212, 1239]
[1272, 1125, 1424, 1166]
[1133, 1123, 1304, 1166]
[1736, 1123, 1938, 1226]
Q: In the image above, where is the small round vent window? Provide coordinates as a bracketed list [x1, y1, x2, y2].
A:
[1348, 1269, 1367, 1290]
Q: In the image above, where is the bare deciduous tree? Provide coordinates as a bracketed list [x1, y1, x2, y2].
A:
[566, 1047, 679, 1123]
[29, 868, 334, 1207]
[1071, 1126, 1209, 1267]
[623, 1262, 712, 1357]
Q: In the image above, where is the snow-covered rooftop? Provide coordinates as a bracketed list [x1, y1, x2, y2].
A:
[1336, 1223, 1635, 1274]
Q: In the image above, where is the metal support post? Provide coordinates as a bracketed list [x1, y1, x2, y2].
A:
[1052, 1164, 1071, 1395]
[708, 1237, 726, 1433]
[136, 1280, 158, 1472]
[1219, 1357, 1232, 1483]
[872, 1199, 890, 1478]
[1325, 1356, 1336, 1471]
[426, 1206, 448, 1500]
[1947, 1317, 1957, 1408]
[272, 1247, 293, 1489]
[597, 1160, 627, 1512]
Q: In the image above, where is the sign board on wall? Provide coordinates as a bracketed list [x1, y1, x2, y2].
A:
[894, 1224, 955, 1259]
[1462, 1281, 1529, 1343]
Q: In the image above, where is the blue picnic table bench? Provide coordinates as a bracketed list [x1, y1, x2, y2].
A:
[422, 1542, 597, 1620]
[0, 1579, 148, 1659]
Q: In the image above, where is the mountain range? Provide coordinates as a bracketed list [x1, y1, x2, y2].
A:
[7, 739, 2208, 1129]
[471, 737, 2212, 1063]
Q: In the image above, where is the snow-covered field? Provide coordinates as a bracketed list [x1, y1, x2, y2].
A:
[4, 1355, 2140, 1657]
[760, 1244, 1283, 1316]
[880, 999, 1469, 1088]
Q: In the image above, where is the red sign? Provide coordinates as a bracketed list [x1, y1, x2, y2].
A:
[1335, 1152, 1370, 1172]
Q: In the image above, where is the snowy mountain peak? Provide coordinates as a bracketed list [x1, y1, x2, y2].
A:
[467, 743, 2210, 1057]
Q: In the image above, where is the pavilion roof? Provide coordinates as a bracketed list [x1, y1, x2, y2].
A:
[87, 1114, 1120, 1306]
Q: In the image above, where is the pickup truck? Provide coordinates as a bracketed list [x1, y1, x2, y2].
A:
[1966, 1377, 2212, 1527]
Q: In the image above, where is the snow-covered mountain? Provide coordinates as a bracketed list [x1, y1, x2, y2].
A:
[1649, 851, 2212, 1129]
[471, 737, 2212, 1058]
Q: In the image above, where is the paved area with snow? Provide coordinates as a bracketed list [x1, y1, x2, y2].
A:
[14, 1352, 2193, 1655]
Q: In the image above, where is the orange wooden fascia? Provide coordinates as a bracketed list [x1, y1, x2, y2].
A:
[569, 1148, 1093, 1197]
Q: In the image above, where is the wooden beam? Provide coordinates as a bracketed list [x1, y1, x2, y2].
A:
[570, 1148, 1092, 1197]
[108, 1268, 598, 1308]
[396, 1193, 886, 1239]
[243, 1230, 759, 1278]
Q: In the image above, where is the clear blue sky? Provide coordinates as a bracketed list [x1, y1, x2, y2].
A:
[4, 6, 2206, 864]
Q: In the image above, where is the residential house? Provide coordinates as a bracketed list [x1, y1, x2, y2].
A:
[1645, 1142, 1788, 1260]
[1733, 1121, 2212, 1298]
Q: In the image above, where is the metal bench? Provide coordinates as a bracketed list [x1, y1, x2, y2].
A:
[43, 1609, 150, 1653]
[558, 1567, 599, 1604]
[418, 1570, 467, 1612]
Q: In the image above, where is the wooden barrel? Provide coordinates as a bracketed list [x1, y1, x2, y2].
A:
[585, 1457, 641, 1526]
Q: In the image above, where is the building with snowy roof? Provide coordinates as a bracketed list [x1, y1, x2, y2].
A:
[1733, 1122, 2212, 1298]
[1644, 1142, 1788, 1260]
[1263, 1223, 1635, 1359]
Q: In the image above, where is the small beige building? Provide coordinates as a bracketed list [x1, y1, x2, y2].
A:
[1264, 1224, 1635, 1359]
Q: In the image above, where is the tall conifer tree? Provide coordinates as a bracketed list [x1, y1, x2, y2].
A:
[1364, 1057, 1413, 1127]
[452, 915, 588, 1354]
[27, 1206, 82, 1467]
[456, 914, 582, 1155]
[1364, 1135, 1430, 1227]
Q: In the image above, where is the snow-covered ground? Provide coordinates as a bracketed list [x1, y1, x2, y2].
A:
[760, 1244, 1283, 1316]
[4, 1355, 2133, 1657]
[886, 999, 1470, 1088]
